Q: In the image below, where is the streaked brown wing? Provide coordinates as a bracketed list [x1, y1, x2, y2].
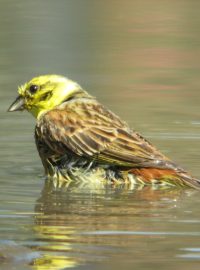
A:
[36, 100, 176, 169]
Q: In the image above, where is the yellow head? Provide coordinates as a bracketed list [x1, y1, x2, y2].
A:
[8, 74, 90, 119]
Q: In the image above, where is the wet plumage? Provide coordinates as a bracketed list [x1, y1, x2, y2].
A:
[8, 75, 200, 189]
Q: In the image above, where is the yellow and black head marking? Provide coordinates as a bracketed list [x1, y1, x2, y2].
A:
[8, 74, 88, 119]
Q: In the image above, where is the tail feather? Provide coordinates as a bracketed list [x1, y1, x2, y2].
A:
[129, 168, 200, 189]
[178, 172, 200, 189]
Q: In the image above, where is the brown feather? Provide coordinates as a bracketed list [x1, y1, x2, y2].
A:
[37, 100, 168, 165]
[35, 97, 200, 188]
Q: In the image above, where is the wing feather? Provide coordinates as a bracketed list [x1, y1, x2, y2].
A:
[36, 100, 176, 170]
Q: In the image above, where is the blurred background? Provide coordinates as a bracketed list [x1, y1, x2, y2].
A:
[1, 1, 200, 270]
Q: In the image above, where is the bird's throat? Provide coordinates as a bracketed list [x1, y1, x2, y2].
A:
[30, 106, 49, 119]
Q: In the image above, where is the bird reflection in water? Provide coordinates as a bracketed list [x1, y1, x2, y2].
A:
[30, 180, 197, 270]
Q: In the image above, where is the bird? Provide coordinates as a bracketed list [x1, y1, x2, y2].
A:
[7, 74, 200, 189]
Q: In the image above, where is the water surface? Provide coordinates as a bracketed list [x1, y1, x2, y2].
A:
[1, 1, 200, 269]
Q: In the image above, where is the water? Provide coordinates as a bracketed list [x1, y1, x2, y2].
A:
[1, 0, 200, 269]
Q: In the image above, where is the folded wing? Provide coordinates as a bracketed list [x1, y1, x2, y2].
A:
[36, 100, 179, 170]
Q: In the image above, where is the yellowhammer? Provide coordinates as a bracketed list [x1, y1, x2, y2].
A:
[8, 75, 200, 189]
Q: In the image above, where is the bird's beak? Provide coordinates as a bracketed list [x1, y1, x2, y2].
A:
[7, 95, 25, 112]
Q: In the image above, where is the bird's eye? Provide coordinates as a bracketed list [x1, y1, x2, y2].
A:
[29, 84, 39, 94]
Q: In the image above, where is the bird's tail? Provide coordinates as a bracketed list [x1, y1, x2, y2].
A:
[129, 168, 200, 189]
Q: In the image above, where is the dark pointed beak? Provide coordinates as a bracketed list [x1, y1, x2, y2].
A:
[7, 95, 25, 112]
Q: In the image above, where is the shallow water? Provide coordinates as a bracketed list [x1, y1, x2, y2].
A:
[1, 1, 200, 269]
